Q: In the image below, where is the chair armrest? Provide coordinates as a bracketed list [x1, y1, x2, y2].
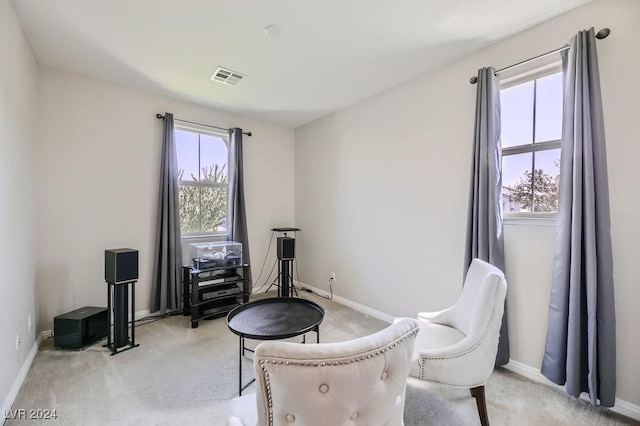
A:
[227, 393, 258, 426]
[417, 305, 456, 327]
[226, 417, 243, 426]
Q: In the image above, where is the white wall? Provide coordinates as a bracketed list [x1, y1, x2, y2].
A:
[0, 0, 38, 410]
[35, 67, 295, 331]
[295, 0, 640, 407]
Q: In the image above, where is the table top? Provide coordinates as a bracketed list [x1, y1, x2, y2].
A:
[227, 297, 324, 340]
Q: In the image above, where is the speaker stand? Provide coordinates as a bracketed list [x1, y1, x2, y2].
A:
[278, 259, 293, 297]
[104, 280, 140, 355]
[270, 227, 301, 298]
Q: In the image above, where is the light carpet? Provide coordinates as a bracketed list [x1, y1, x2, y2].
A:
[6, 292, 636, 425]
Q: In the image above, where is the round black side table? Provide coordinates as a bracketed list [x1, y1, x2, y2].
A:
[227, 297, 325, 395]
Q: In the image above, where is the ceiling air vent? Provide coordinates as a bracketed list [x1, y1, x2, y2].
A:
[210, 67, 245, 86]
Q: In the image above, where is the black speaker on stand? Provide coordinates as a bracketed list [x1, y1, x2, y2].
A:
[277, 237, 295, 297]
[104, 248, 140, 355]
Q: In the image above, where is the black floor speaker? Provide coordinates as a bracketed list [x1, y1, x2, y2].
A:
[54, 306, 108, 349]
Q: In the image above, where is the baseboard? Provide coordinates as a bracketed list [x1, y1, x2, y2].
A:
[1, 340, 38, 424]
[503, 360, 564, 390]
[504, 360, 640, 421]
[294, 281, 395, 324]
[37, 330, 50, 346]
[133, 309, 151, 321]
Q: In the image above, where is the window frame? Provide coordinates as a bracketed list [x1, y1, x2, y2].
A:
[174, 124, 230, 239]
[500, 62, 562, 222]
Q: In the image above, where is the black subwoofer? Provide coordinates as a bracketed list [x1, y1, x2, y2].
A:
[105, 248, 138, 284]
[54, 306, 108, 349]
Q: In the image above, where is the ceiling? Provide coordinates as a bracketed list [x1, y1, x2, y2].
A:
[11, 0, 590, 128]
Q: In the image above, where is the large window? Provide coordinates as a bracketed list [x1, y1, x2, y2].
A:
[175, 128, 229, 236]
[500, 68, 562, 214]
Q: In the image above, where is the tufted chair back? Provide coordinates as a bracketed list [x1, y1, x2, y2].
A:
[452, 258, 506, 343]
[227, 318, 419, 426]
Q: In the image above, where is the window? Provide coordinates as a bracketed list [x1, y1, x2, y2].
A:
[175, 127, 229, 236]
[500, 67, 562, 215]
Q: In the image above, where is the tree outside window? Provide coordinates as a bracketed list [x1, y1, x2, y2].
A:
[175, 129, 228, 235]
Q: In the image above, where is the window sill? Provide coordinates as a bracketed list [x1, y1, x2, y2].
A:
[503, 215, 557, 227]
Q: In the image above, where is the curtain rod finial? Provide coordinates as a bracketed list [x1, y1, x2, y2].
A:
[596, 28, 611, 39]
[470, 76, 478, 84]
[156, 113, 164, 120]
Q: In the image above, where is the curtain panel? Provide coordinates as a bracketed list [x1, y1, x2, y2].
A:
[541, 28, 616, 407]
[228, 128, 251, 269]
[465, 67, 509, 366]
[150, 112, 183, 314]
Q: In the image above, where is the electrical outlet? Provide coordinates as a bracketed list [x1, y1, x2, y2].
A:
[28, 314, 32, 331]
[16, 332, 20, 350]
[330, 272, 336, 282]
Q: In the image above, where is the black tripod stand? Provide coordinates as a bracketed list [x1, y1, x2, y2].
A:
[265, 266, 299, 297]
[279, 257, 297, 297]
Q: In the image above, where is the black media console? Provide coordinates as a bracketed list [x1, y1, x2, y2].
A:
[182, 264, 251, 328]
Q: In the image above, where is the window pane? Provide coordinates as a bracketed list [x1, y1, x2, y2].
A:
[501, 81, 534, 147]
[200, 135, 228, 184]
[200, 187, 227, 233]
[179, 185, 201, 233]
[176, 130, 229, 235]
[179, 185, 227, 234]
[175, 130, 200, 182]
[502, 152, 532, 212]
[533, 149, 560, 212]
[535, 73, 563, 143]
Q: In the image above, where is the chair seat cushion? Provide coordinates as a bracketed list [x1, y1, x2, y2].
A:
[227, 393, 258, 426]
[409, 322, 466, 377]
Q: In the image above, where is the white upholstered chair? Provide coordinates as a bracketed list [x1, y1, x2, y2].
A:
[409, 258, 507, 426]
[227, 318, 420, 426]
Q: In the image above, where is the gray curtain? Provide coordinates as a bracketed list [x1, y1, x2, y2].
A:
[541, 28, 616, 407]
[228, 128, 251, 268]
[464, 67, 509, 366]
[151, 112, 183, 314]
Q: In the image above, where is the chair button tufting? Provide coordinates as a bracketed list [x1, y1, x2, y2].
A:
[381, 371, 388, 380]
[286, 414, 295, 422]
[350, 412, 358, 420]
[319, 384, 329, 393]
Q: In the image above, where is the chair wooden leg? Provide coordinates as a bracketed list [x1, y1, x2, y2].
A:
[470, 385, 489, 426]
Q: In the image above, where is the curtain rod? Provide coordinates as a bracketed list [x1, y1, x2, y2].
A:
[469, 28, 611, 84]
[155, 114, 252, 137]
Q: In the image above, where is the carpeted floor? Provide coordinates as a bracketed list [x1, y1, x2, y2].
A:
[6, 292, 637, 425]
